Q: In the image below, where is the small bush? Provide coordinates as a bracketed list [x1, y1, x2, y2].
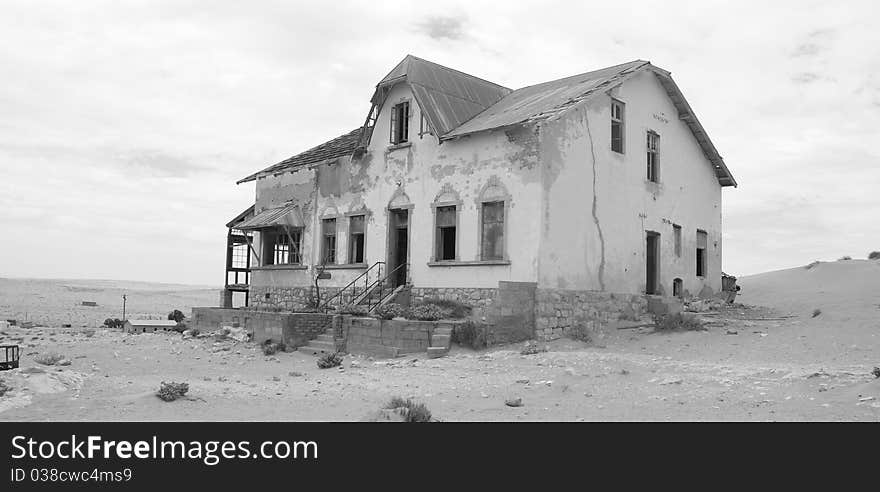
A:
[35, 352, 65, 366]
[172, 322, 187, 333]
[167, 310, 186, 323]
[420, 298, 472, 319]
[339, 305, 370, 316]
[375, 303, 407, 320]
[812, 308, 822, 318]
[0, 379, 10, 397]
[156, 381, 189, 402]
[451, 320, 489, 350]
[653, 313, 705, 332]
[568, 324, 592, 343]
[261, 339, 286, 356]
[871, 367, 880, 379]
[869, 251, 880, 260]
[838, 256, 852, 261]
[317, 352, 343, 369]
[385, 397, 432, 422]
[103, 318, 123, 329]
[520, 341, 546, 355]
[405, 304, 444, 321]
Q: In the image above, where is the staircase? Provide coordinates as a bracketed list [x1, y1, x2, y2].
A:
[299, 327, 338, 356]
[321, 261, 408, 313]
[426, 325, 453, 359]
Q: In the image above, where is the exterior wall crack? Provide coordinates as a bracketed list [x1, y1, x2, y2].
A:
[585, 112, 606, 291]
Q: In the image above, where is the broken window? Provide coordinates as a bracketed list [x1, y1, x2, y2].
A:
[673, 224, 682, 257]
[480, 201, 505, 261]
[261, 228, 301, 266]
[435, 206, 457, 261]
[390, 101, 410, 145]
[696, 230, 708, 277]
[348, 215, 365, 264]
[611, 99, 625, 153]
[647, 131, 659, 182]
[322, 218, 337, 264]
[419, 111, 432, 138]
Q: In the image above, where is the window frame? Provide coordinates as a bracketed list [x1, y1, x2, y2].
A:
[321, 218, 338, 265]
[647, 130, 659, 182]
[696, 229, 708, 277]
[673, 224, 682, 258]
[347, 214, 367, 265]
[390, 100, 411, 145]
[611, 98, 625, 154]
[433, 204, 458, 262]
[479, 200, 506, 261]
[260, 227, 302, 267]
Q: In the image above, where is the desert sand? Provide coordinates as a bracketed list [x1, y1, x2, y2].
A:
[1, 261, 878, 421]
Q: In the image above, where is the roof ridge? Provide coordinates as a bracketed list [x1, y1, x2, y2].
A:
[406, 54, 512, 92]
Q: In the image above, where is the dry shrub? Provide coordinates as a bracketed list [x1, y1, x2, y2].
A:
[419, 298, 472, 319]
[385, 396, 432, 422]
[838, 256, 852, 261]
[157, 381, 189, 402]
[317, 352, 343, 369]
[405, 304, 444, 321]
[653, 313, 705, 332]
[451, 320, 489, 350]
[35, 352, 65, 366]
[339, 305, 369, 316]
[869, 251, 880, 260]
[261, 339, 286, 356]
[0, 379, 10, 397]
[520, 341, 546, 355]
[375, 303, 407, 320]
[804, 261, 821, 270]
[812, 308, 822, 318]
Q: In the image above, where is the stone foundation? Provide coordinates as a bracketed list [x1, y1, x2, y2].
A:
[409, 287, 498, 320]
[535, 289, 647, 341]
[190, 307, 338, 348]
[248, 286, 344, 311]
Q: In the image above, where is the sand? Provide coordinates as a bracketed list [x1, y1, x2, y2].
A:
[0, 261, 878, 421]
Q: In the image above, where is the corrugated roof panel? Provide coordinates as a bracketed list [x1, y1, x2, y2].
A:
[237, 128, 361, 183]
[236, 203, 304, 230]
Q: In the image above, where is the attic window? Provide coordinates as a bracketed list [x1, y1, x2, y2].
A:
[647, 131, 659, 182]
[611, 99, 625, 154]
[390, 101, 410, 145]
[419, 112, 432, 138]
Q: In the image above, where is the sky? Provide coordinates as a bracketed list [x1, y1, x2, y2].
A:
[1, 0, 878, 286]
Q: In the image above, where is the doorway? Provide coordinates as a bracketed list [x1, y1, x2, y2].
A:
[646, 232, 659, 295]
[388, 209, 409, 287]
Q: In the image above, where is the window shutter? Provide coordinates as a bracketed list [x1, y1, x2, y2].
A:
[390, 105, 397, 144]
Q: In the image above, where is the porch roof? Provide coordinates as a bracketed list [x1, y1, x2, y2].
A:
[235, 203, 304, 230]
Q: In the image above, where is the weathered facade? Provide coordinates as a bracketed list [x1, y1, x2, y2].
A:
[225, 56, 736, 340]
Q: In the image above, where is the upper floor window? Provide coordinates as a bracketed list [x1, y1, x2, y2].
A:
[611, 99, 625, 153]
[647, 131, 659, 182]
[419, 112, 433, 138]
[390, 101, 410, 145]
[348, 215, 365, 264]
[673, 224, 682, 257]
[322, 218, 337, 264]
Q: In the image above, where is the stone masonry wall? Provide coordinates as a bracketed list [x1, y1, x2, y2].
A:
[535, 289, 647, 341]
[191, 307, 336, 348]
[409, 287, 497, 320]
[248, 286, 343, 311]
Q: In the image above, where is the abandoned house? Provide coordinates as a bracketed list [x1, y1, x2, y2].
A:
[222, 55, 736, 340]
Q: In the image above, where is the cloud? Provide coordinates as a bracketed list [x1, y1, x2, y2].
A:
[416, 15, 467, 41]
[791, 72, 821, 84]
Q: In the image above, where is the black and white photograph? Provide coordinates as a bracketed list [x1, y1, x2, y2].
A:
[1, 0, 878, 440]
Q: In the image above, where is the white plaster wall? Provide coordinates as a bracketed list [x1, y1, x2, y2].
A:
[538, 70, 724, 296]
[250, 82, 544, 289]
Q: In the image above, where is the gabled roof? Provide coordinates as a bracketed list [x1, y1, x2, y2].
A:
[441, 59, 736, 187]
[372, 55, 512, 136]
[237, 128, 361, 184]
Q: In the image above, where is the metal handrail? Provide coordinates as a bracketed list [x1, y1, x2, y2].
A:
[365, 262, 408, 311]
[320, 261, 384, 311]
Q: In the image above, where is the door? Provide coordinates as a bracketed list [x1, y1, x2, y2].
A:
[388, 209, 409, 287]
[646, 232, 659, 295]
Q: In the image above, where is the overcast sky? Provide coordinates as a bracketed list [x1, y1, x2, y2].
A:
[1, 0, 878, 286]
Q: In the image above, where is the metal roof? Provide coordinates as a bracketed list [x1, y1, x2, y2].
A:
[372, 55, 512, 136]
[235, 203, 304, 230]
[237, 128, 361, 184]
[226, 205, 255, 229]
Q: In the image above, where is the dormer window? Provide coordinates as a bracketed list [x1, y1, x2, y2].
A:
[390, 101, 410, 145]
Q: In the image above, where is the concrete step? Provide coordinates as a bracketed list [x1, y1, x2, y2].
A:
[307, 339, 335, 349]
[427, 347, 449, 359]
[430, 334, 451, 348]
[298, 345, 335, 357]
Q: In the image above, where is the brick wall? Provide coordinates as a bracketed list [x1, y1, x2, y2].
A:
[191, 307, 337, 348]
[535, 289, 647, 341]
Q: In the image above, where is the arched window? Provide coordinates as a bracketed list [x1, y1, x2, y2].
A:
[431, 184, 462, 262]
[476, 177, 511, 262]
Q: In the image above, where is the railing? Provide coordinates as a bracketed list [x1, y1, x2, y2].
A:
[320, 261, 384, 312]
[363, 262, 408, 312]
